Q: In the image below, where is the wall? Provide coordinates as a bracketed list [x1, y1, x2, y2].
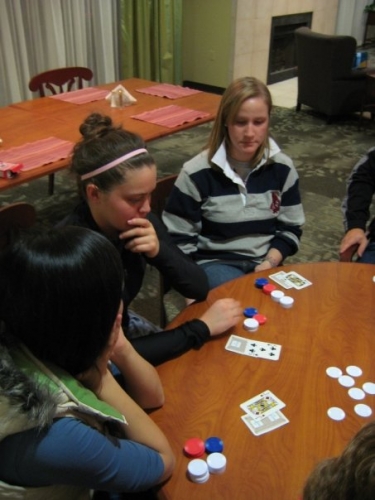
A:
[182, 0, 340, 88]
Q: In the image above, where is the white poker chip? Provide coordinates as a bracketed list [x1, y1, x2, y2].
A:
[338, 375, 355, 388]
[326, 366, 342, 378]
[279, 296, 294, 309]
[243, 318, 259, 332]
[372, 275, 375, 283]
[348, 387, 365, 400]
[270, 290, 284, 302]
[354, 404, 372, 418]
[327, 407, 345, 421]
[363, 382, 375, 395]
[206, 452, 227, 474]
[346, 365, 363, 377]
[187, 459, 209, 483]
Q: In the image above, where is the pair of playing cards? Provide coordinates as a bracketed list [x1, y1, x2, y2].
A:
[225, 335, 282, 361]
[240, 390, 289, 436]
[269, 270, 312, 290]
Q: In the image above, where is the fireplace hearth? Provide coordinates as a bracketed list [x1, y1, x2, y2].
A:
[267, 12, 313, 85]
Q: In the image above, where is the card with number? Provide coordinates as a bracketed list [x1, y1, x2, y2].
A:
[246, 339, 282, 360]
[240, 390, 285, 419]
[241, 410, 289, 436]
[284, 271, 312, 289]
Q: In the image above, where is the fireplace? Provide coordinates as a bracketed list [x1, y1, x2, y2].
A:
[267, 12, 313, 85]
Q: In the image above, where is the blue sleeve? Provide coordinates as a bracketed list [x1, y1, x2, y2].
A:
[0, 417, 164, 493]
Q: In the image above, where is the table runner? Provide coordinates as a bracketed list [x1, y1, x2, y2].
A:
[135, 84, 201, 99]
[131, 105, 210, 128]
[0, 137, 74, 171]
[49, 87, 108, 105]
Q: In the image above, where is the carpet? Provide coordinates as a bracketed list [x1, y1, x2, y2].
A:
[1, 106, 375, 324]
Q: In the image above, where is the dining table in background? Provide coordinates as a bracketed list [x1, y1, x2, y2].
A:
[0, 78, 221, 191]
[151, 262, 375, 500]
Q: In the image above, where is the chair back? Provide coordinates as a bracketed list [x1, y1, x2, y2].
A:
[28, 67, 93, 97]
[0, 203, 36, 250]
[151, 174, 178, 217]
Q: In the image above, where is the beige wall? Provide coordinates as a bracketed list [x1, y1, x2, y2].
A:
[182, 0, 340, 88]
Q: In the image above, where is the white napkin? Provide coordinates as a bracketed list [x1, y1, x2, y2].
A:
[106, 84, 137, 108]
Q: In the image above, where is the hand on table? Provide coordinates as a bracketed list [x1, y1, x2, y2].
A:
[340, 228, 368, 257]
[200, 298, 242, 337]
[119, 218, 160, 258]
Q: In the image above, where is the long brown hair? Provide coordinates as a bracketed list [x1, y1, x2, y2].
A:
[207, 76, 272, 167]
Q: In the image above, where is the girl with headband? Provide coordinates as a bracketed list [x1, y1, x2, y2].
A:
[59, 113, 242, 365]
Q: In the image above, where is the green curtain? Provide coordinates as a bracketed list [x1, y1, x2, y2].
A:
[119, 0, 182, 83]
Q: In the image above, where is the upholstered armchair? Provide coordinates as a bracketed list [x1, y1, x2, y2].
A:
[295, 27, 368, 123]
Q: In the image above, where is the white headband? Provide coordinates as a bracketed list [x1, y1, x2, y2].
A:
[80, 148, 148, 181]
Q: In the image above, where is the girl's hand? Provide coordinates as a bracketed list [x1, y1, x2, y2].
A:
[119, 218, 160, 258]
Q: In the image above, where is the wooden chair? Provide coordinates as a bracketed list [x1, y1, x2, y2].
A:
[28, 66, 93, 195]
[339, 244, 359, 262]
[0, 203, 36, 250]
[150, 174, 178, 327]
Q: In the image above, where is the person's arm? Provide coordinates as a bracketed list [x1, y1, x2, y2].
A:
[131, 298, 242, 366]
[145, 213, 209, 301]
[110, 326, 164, 409]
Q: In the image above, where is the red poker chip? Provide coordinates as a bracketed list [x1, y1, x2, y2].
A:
[184, 438, 205, 458]
[262, 283, 277, 295]
[253, 313, 267, 325]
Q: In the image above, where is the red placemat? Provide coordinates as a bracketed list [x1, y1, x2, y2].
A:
[49, 87, 108, 104]
[131, 105, 210, 128]
[0, 137, 74, 171]
[136, 84, 202, 99]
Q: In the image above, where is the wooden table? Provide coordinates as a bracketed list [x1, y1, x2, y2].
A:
[152, 262, 375, 500]
[0, 78, 221, 191]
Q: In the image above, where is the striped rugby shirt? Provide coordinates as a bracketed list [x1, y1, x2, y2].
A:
[162, 138, 305, 264]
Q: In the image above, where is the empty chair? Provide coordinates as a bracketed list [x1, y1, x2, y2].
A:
[0, 202, 36, 250]
[28, 66, 93, 97]
[28, 67, 93, 195]
[295, 27, 368, 123]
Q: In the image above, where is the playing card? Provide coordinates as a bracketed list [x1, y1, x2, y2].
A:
[241, 410, 289, 436]
[240, 390, 286, 419]
[246, 340, 282, 361]
[283, 271, 312, 289]
[225, 335, 249, 355]
[268, 270, 293, 289]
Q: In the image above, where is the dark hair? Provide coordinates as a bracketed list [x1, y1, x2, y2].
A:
[0, 226, 124, 375]
[303, 422, 375, 500]
[71, 113, 155, 198]
[207, 76, 272, 167]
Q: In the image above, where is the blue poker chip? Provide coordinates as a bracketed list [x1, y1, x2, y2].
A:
[255, 277, 269, 289]
[205, 436, 224, 454]
[243, 307, 258, 318]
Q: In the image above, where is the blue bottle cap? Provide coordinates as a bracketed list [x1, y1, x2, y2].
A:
[255, 277, 269, 288]
[205, 436, 224, 454]
[243, 307, 258, 318]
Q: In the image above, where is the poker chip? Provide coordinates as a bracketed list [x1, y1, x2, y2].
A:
[255, 278, 269, 289]
[184, 438, 205, 458]
[243, 307, 258, 318]
[262, 283, 276, 295]
[346, 365, 363, 377]
[326, 366, 343, 378]
[205, 437, 224, 454]
[206, 452, 227, 474]
[354, 404, 372, 418]
[363, 382, 375, 395]
[243, 318, 259, 332]
[327, 407, 346, 421]
[348, 387, 365, 400]
[338, 375, 355, 388]
[187, 459, 210, 483]
[270, 290, 284, 302]
[253, 313, 267, 325]
[279, 296, 294, 309]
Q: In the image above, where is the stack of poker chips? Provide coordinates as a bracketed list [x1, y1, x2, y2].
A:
[184, 436, 226, 483]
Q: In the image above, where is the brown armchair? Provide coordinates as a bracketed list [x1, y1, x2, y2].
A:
[295, 27, 368, 123]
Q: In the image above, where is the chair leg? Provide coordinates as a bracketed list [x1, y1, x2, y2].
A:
[48, 173, 55, 195]
[296, 102, 301, 112]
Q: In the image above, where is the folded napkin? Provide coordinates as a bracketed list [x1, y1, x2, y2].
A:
[106, 85, 137, 108]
